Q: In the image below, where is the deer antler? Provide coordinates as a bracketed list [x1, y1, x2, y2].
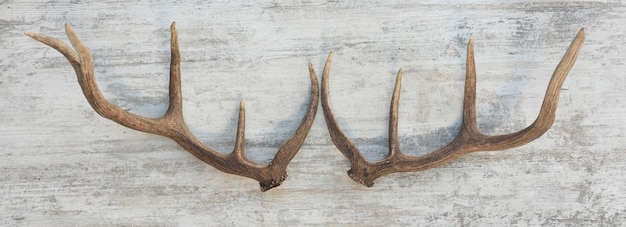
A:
[317, 29, 585, 187]
[25, 22, 319, 192]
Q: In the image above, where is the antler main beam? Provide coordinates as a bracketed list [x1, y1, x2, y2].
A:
[317, 29, 585, 187]
[25, 22, 319, 191]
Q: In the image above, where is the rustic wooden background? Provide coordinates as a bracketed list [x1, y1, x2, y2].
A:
[2, 0, 625, 226]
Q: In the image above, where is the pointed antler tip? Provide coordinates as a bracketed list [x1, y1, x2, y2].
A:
[308, 63, 318, 80]
[326, 51, 335, 62]
[394, 68, 404, 87]
[64, 23, 75, 34]
[24, 31, 34, 37]
[171, 21, 177, 30]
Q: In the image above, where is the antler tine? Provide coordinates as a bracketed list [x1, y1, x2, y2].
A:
[67, 23, 161, 133]
[475, 28, 586, 149]
[319, 51, 369, 173]
[270, 64, 319, 166]
[26, 23, 319, 191]
[256, 64, 320, 191]
[320, 51, 386, 186]
[24, 30, 80, 70]
[459, 37, 480, 138]
[232, 99, 247, 162]
[165, 22, 183, 118]
[321, 29, 585, 187]
[388, 69, 404, 158]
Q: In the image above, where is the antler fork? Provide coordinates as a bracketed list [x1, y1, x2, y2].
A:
[25, 22, 319, 191]
[316, 29, 585, 187]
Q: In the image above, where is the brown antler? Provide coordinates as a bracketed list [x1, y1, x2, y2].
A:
[25, 22, 319, 191]
[317, 29, 585, 187]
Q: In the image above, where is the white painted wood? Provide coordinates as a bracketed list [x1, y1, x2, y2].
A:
[1, 1, 625, 225]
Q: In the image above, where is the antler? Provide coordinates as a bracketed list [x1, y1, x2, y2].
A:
[318, 29, 585, 187]
[25, 22, 319, 191]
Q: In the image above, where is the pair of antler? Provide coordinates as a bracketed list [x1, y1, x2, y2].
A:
[26, 23, 585, 191]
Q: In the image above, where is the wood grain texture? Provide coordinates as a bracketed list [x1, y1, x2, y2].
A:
[2, 0, 625, 226]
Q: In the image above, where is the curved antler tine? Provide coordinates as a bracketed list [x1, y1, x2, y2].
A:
[166, 21, 183, 117]
[63, 24, 114, 116]
[388, 69, 403, 157]
[320, 51, 365, 165]
[64, 23, 93, 75]
[459, 37, 480, 138]
[24, 31, 80, 70]
[271, 63, 320, 166]
[320, 51, 378, 186]
[479, 28, 586, 149]
[255, 62, 320, 192]
[535, 28, 585, 125]
[27, 23, 117, 119]
[62, 24, 158, 133]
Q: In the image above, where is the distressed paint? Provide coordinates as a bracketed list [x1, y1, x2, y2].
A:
[1, 0, 625, 226]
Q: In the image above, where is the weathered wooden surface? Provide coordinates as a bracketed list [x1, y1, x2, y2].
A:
[1, 1, 625, 226]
